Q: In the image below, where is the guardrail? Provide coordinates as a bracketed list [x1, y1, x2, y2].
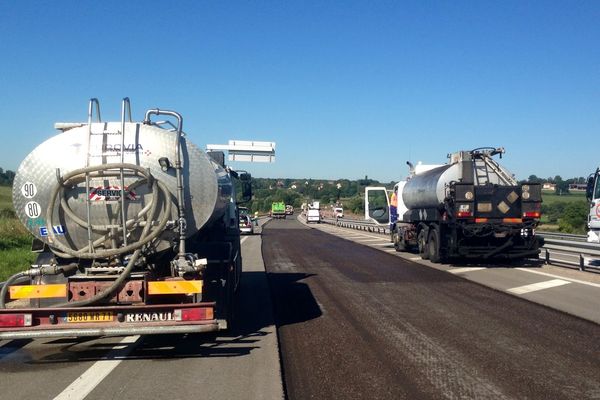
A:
[321, 217, 390, 235]
[320, 217, 599, 273]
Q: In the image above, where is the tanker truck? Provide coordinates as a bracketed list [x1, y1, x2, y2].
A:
[366, 147, 543, 262]
[586, 167, 600, 243]
[0, 98, 267, 339]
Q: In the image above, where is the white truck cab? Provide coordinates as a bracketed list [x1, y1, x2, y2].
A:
[587, 168, 600, 243]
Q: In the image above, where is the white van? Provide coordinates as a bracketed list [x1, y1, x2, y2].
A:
[306, 208, 321, 223]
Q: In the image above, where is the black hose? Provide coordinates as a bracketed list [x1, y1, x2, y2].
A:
[40, 163, 173, 307]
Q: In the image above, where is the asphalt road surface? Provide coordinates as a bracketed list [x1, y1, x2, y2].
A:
[263, 218, 600, 400]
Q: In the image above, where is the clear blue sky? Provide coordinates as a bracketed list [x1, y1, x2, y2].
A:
[1, 1, 598, 182]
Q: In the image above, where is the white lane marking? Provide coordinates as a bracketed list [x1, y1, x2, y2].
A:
[240, 236, 249, 245]
[515, 268, 600, 289]
[384, 249, 397, 253]
[358, 238, 386, 243]
[507, 279, 570, 295]
[448, 267, 486, 274]
[410, 257, 422, 261]
[54, 335, 141, 400]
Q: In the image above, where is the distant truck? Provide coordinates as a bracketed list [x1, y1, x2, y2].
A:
[333, 207, 344, 218]
[306, 201, 321, 224]
[285, 204, 294, 215]
[586, 167, 600, 242]
[271, 202, 286, 219]
[366, 147, 543, 262]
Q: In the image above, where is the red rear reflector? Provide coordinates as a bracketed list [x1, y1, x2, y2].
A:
[0, 313, 32, 327]
[502, 218, 523, 223]
[174, 307, 214, 321]
[523, 211, 540, 218]
[457, 212, 473, 218]
[475, 218, 488, 223]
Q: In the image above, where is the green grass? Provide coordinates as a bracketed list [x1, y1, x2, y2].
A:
[0, 185, 12, 210]
[541, 190, 586, 205]
[0, 185, 36, 281]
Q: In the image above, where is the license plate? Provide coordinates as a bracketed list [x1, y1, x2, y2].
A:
[66, 311, 114, 323]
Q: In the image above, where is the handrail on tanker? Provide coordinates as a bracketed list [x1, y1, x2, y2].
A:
[143, 109, 187, 258]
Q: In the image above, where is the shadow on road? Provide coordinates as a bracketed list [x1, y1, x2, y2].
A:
[266, 272, 322, 328]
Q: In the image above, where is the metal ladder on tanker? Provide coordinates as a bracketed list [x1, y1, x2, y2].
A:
[473, 154, 517, 186]
[83, 98, 133, 253]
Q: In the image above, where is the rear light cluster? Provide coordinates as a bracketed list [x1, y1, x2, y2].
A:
[173, 307, 214, 321]
[0, 313, 32, 327]
[457, 204, 472, 218]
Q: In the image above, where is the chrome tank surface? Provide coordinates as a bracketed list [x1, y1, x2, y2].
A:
[402, 163, 460, 209]
[12, 122, 231, 251]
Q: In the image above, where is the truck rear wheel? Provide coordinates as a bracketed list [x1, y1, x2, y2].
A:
[393, 228, 406, 252]
[418, 230, 429, 260]
[427, 228, 441, 263]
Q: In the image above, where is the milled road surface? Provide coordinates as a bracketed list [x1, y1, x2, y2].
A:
[263, 218, 600, 400]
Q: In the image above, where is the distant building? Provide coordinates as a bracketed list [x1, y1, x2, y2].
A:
[542, 183, 556, 191]
[568, 183, 587, 191]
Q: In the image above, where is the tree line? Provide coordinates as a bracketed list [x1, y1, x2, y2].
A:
[0, 168, 15, 185]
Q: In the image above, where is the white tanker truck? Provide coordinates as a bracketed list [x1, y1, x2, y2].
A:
[366, 147, 543, 262]
[0, 98, 270, 339]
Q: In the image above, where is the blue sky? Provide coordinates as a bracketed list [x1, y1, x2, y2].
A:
[1, 1, 598, 182]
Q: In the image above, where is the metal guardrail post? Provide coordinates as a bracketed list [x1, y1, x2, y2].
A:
[580, 254, 585, 272]
[545, 249, 550, 265]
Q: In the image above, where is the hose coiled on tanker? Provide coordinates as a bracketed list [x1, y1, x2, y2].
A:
[42, 163, 172, 307]
[46, 163, 171, 259]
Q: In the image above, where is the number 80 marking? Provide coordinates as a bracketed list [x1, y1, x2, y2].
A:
[25, 201, 41, 218]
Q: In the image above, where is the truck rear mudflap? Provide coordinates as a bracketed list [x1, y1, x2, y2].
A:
[0, 302, 218, 340]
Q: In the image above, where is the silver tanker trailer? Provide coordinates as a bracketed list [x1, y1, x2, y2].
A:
[366, 147, 543, 262]
[0, 98, 267, 339]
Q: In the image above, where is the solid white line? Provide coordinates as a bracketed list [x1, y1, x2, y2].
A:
[507, 279, 570, 295]
[515, 268, 600, 289]
[240, 236, 249, 245]
[448, 267, 486, 274]
[409, 257, 422, 261]
[54, 335, 141, 400]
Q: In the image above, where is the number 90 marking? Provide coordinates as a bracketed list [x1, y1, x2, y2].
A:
[21, 182, 37, 198]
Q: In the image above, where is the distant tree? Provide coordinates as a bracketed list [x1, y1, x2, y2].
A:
[554, 176, 570, 195]
[0, 168, 16, 185]
[558, 201, 588, 234]
[527, 175, 543, 183]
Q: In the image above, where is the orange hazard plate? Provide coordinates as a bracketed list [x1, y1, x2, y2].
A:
[66, 311, 114, 323]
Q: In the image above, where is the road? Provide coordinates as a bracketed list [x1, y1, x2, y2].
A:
[263, 218, 600, 399]
[0, 225, 284, 400]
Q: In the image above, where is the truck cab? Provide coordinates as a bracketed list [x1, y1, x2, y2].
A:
[587, 168, 600, 243]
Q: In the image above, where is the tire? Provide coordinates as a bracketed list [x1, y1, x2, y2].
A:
[392, 228, 406, 252]
[428, 228, 441, 263]
[418, 229, 429, 259]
